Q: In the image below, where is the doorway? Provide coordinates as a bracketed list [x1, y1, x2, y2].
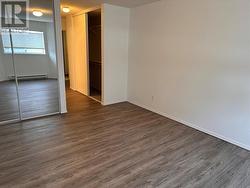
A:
[61, 7, 102, 103]
[62, 31, 69, 82]
[88, 10, 102, 102]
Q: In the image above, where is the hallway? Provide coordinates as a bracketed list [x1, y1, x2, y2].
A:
[0, 88, 250, 187]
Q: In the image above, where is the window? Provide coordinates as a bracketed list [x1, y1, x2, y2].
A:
[1, 30, 46, 55]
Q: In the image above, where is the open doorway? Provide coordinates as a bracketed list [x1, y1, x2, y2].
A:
[61, 29, 69, 87]
[60, 6, 102, 104]
[88, 10, 102, 101]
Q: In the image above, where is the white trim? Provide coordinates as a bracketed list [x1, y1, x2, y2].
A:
[21, 112, 60, 121]
[128, 99, 250, 151]
[0, 119, 19, 126]
[86, 13, 90, 97]
[102, 99, 125, 106]
[101, 4, 105, 105]
[53, 0, 67, 114]
[88, 96, 102, 104]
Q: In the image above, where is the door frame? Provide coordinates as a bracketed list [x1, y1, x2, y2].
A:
[86, 9, 102, 103]
[63, 5, 103, 104]
[53, 0, 67, 113]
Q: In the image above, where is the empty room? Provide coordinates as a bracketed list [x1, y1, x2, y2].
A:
[0, 0, 249, 187]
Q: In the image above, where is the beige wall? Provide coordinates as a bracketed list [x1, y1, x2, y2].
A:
[66, 14, 88, 95]
[128, 0, 250, 150]
[61, 17, 66, 31]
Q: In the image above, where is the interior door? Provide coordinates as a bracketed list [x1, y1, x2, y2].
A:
[14, 0, 60, 119]
[0, 30, 20, 123]
[67, 13, 88, 95]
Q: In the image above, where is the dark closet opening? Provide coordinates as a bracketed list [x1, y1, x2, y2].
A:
[88, 9, 102, 101]
[62, 31, 69, 82]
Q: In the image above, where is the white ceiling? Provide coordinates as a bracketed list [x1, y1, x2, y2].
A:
[9, 0, 160, 22]
[61, 0, 160, 15]
[28, 0, 53, 22]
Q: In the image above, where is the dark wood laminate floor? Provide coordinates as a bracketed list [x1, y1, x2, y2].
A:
[0, 81, 19, 121]
[0, 88, 250, 188]
[90, 87, 101, 102]
[0, 79, 59, 122]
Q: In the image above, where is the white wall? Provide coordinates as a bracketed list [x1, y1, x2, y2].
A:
[0, 20, 57, 80]
[128, 0, 250, 150]
[65, 16, 75, 90]
[102, 4, 130, 105]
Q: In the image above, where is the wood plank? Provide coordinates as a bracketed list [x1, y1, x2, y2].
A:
[0, 79, 59, 121]
[0, 86, 249, 187]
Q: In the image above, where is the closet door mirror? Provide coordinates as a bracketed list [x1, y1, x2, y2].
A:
[0, 30, 20, 122]
[14, 0, 60, 119]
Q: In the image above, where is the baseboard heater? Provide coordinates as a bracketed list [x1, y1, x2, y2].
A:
[8, 74, 48, 81]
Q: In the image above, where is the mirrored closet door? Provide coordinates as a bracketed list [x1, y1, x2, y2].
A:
[0, 0, 59, 124]
[0, 30, 20, 123]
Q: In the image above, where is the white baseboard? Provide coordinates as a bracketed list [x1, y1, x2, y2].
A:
[102, 99, 127, 106]
[128, 99, 250, 151]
